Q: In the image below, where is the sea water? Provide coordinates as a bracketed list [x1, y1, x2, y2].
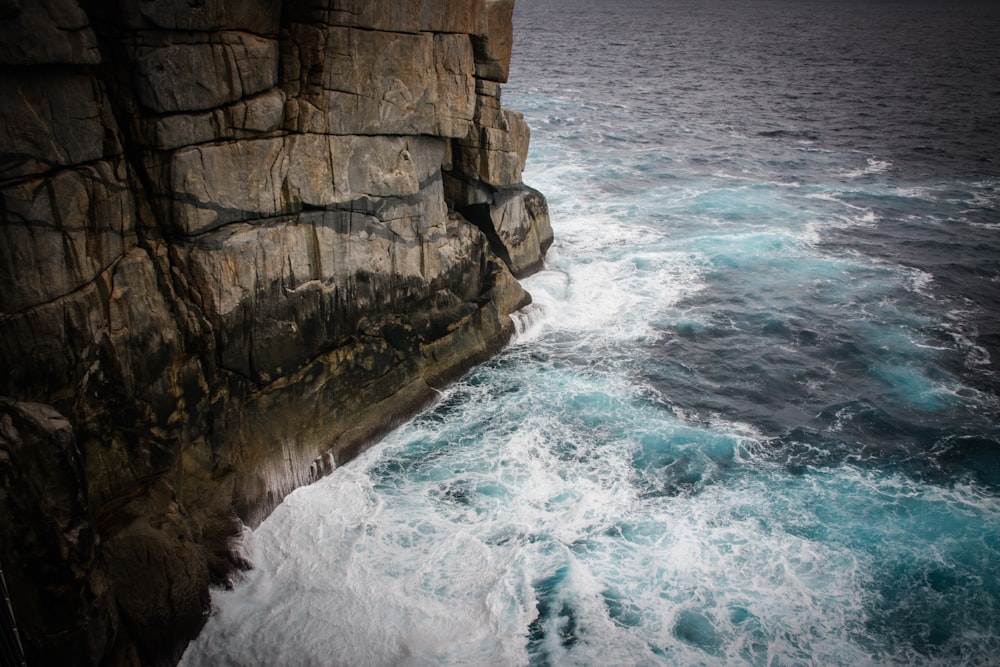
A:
[182, 1, 1000, 664]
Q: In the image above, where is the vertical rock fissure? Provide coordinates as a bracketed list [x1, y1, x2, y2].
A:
[458, 201, 514, 270]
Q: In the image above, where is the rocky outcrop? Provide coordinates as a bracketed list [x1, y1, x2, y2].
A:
[0, 1, 552, 665]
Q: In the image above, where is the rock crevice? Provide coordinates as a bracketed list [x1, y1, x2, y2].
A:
[0, 1, 551, 665]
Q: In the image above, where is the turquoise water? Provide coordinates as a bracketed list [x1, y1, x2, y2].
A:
[183, 1, 1000, 664]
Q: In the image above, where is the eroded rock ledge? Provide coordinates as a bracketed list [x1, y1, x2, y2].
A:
[0, 1, 552, 665]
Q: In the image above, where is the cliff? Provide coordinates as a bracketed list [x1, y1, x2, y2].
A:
[0, 1, 552, 664]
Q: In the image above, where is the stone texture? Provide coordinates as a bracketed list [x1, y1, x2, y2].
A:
[450, 78, 531, 196]
[141, 89, 287, 151]
[128, 32, 279, 114]
[283, 26, 476, 137]
[285, 0, 484, 35]
[489, 185, 554, 278]
[0, 70, 114, 180]
[0, 1, 549, 665]
[109, 0, 281, 34]
[167, 134, 445, 235]
[0, 0, 100, 65]
[0, 399, 116, 666]
[284, 0, 422, 33]
[473, 0, 515, 82]
[0, 159, 137, 313]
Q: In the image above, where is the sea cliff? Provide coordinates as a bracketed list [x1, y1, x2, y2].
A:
[0, 1, 551, 664]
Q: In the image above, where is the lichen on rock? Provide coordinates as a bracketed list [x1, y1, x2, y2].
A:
[0, 0, 549, 665]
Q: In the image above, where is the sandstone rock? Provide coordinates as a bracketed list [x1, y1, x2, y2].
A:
[455, 107, 529, 188]
[167, 134, 446, 235]
[104, 250, 186, 401]
[488, 185, 554, 278]
[110, 0, 281, 34]
[142, 88, 287, 151]
[0, 0, 100, 65]
[0, 398, 116, 666]
[283, 26, 475, 137]
[0, 248, 187, 451]
[473, 0, 515, 82]
[1, 279, 108, 400]
[178, 175, 457, 383]
[101, 482, 210, 667]
[475, 78, 504, 123]
[129, 32, 279, 114]
[451, 78, 530, 189]
[0, 70, 114, 180]
[0, 160, 137, 314]
[285, 0, 497, 36]
[0, 1, 551, 664]
[219, 223, 529, 524]
[169, 136, 289, 234]
[235, 89, 287, 133]
[284, 0, 421, 33]
[420, 0, 483, 34]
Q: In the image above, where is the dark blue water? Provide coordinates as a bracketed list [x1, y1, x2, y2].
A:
[184, 1, 1000, 665]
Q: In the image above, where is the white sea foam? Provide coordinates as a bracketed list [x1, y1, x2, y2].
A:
[186, 417, 1000, 667]
[511, 212, 709, 353]
[841, 156, 892, 179]
[903, 266, 936, 297]
[945, 310, 994, 370]
[802, 194, 880, 229]
[511, 301, 550, 343]
[183, 465, 536, 667]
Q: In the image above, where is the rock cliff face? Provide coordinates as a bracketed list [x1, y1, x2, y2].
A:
[0, 1, 551, 664]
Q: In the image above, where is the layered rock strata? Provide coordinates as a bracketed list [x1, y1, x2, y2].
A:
[0, 1, 552, 665]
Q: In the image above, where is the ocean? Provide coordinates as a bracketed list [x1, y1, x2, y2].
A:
[182, 1, 1000, 664]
